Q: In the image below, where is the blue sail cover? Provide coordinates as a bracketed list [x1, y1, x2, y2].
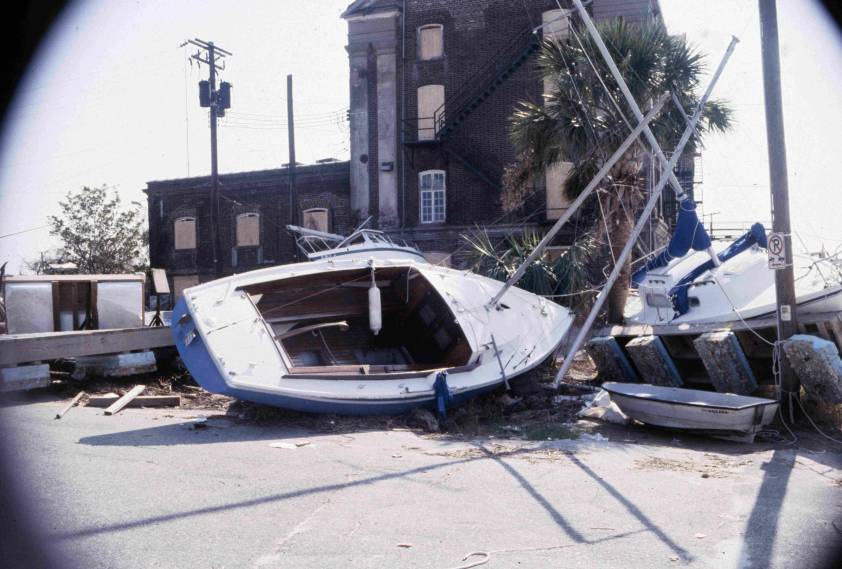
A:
[670, 222, 768, 316]
[632, 199, 713, 286]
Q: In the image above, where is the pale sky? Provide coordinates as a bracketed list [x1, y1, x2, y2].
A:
[1, 0, 841, 273]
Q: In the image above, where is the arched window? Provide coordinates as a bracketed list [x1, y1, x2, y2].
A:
[418, 24, 444, 60]
[236, 212, 260, 247]
[417, 84, 444, 141]
[419, 170, 446, 224]
[174, 217, 196, 250]
[302, 208, 329, 232]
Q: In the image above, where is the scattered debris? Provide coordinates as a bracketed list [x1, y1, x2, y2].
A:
[579, 432, 609, 443]
[55, 390, 86, 420]
[407, 408, 439, 432]
[103, 385, 146, 416]
[497, 393, 522, 408]
[552, 394, 585, 404]
[87, 394, 181, 408]
[268, 441, 315, 450]
[577, 389, 630, 425]
[189, 416, 208, 430]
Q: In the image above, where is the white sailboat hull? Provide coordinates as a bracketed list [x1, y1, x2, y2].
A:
[627, 242, 842, 326]
[172, 255, 574, 414]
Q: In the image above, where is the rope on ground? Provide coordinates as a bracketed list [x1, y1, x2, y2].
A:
[447, 544, 575, 569]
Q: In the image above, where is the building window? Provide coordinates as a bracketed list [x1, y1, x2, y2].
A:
[417, 84, 444, 141]
[236, 212, 260, 247]
[419, 170, 446, 224]
[302, 208, 329, 233]
[418, 24, 443, 60]
[545, 162, 573, 220]
[174, 217, 196, 250]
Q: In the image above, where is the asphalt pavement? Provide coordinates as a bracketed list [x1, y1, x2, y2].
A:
[1, 394, 840, 569]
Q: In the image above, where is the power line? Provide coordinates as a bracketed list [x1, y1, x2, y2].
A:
[0, 225, 50, 240]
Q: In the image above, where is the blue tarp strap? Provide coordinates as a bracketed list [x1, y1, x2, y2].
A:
[632, 198, 713, 286]
[434, 371, 453, 421]
[670, 222, 768, 316]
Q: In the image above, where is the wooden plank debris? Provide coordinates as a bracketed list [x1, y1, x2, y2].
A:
[55, 391, 86, 419]
[87, 394, 181, 408]
[0, 327, 173, 368]
[103, 385, 146, 416]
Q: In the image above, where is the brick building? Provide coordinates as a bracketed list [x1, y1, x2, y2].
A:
[343, 0, 672, 262]
[147, 0, 687, 294]
[145, 162, 351, 298]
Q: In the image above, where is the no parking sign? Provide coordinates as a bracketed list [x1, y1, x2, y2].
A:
[767, 232, 786, 269]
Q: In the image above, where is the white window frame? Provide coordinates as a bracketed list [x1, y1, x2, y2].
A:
[418, 24, 444, 60]
[174, 216, 196, 250]
[236, 212, 261, 247]
[419, 170, 446, 224]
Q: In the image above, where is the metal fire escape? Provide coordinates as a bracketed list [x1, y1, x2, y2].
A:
[402, 25, 543, 192]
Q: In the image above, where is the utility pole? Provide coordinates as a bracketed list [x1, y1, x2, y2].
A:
[759, 0, 799, 419]
[182, 38, 233, 278]
[286, 74, 298, 259]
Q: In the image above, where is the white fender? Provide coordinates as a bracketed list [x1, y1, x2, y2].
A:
[368, 284, 382, 335]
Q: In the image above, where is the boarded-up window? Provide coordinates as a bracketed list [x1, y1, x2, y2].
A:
[418, 24, 443, 60]
[542, 10, 570, 95]
[419, 170, 446, 223]
[236, 212, 260, 247]
[545, 162, 573, 220]
[417, 84, 444, 141]
[302, 208, 329, 232]
[174, 217, 196, 250]
[173, 275, 199, 301]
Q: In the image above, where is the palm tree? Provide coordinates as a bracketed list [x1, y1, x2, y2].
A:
[505, 18, 732, 322]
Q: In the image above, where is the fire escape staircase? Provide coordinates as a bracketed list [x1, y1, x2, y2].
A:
[402, 25, 542, 192]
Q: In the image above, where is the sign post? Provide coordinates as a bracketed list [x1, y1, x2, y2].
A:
[767, 231, 786, 270]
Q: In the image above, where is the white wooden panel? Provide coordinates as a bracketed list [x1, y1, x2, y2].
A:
[419, 25, 443, 60]
[546, 161, 574, 220]
[542, 10, 570, 96]
[302, 209, 329, 232]
[174, 217, 196, 250]
[236, 213, 260, 247]
[97, 281, 144, 329]
[5, 283, 54, 334]
[417, 84, 444, 141]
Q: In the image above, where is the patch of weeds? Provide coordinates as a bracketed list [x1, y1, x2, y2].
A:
[523, 423, 580, 441]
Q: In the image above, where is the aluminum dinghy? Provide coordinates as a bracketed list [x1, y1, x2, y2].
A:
[171, 229, 573, 415]
[603, 382, 779, 441]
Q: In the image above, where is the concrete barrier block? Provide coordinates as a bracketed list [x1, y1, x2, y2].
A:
[586, 336, 638, 382]
[694, 331, 758, 395]
[624, 335, 682, 387]
[0, 364, 51, 392]
[72, 351, 157, 380]
[781, 334, 842, 404]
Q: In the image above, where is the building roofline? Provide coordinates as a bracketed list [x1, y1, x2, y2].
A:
[341, 0, 401, 19]
[145, 160, 350, 193]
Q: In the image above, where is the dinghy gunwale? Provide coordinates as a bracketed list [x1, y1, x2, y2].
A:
[602, 382, 779, 412]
